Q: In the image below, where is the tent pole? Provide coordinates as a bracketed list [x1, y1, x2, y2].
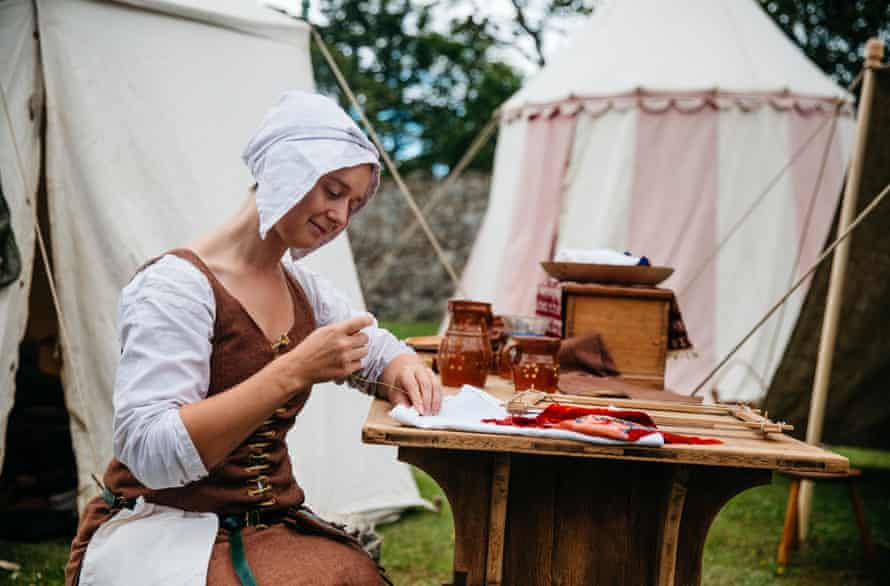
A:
[310, 27, 463, 292]
[797, 38, 884, 542]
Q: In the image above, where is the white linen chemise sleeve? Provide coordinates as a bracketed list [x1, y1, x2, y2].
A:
[112, 255, 214, 490]
[283, 256, 414, 396]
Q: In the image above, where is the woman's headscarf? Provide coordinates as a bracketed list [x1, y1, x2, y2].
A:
[242, 91, 381, 258]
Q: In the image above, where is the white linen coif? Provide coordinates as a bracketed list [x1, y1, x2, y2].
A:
[241, 91, 381, 254]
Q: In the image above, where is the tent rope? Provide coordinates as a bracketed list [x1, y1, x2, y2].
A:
[761, 102, 842, 378]
[847, 69, 864, 93]
[364, 115, 500, 293]
[678, 73, 861, 299]
[310, 26, 463, 293]
[690, 180, 890, 396]
[0, 83, 103, 477]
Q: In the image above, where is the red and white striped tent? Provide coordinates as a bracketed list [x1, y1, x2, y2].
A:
[460, 0, 855, 402]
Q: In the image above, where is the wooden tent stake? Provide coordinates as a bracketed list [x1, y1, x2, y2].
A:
[798, 38, 885, 542]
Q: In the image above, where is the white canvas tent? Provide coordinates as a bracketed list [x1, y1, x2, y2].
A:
[461, 0, 856, 402]
[0, 0, 425, 519]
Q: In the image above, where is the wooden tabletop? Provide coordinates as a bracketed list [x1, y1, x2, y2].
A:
[362, 378, 849, 474]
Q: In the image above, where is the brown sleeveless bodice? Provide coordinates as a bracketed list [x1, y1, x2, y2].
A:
[65, 249, 323, 584]
[102, 249, 318, 514]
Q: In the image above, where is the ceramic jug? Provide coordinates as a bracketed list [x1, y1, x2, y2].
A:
[510, 335, 561, 393]
[438, 300, 492, 388]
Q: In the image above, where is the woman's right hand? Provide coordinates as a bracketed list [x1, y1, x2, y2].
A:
[269, 314, 373, 394]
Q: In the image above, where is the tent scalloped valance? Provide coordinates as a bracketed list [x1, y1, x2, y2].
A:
[501, 91, 854, 123]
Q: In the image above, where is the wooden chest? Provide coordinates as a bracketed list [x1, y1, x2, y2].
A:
[561, 283, 672, 389]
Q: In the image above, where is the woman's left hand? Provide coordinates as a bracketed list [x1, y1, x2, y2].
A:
[381, 354, 442, 416]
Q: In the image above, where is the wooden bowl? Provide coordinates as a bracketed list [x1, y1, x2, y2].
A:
[540, 261, 674, 286]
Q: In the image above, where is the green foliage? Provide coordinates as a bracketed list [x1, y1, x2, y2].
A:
[759, 1, 890, 85]
[311, 1, 522, 173]
[484, 0, 595, 67]
[0, 539, 68, 585]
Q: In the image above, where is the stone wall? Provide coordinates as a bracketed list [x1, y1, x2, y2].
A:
[347, 171, 491, 321]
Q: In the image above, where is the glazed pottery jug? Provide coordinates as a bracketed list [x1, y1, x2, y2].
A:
[510, 336, 561, 393]
[438, 300, 492, 387]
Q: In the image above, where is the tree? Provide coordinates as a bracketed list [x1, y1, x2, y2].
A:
[311, 0, 522, 173]
[759, 1, 890, 85]
[489, 0, 595, 67]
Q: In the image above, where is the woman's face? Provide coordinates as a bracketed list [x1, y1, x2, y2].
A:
[272, 163, 374, 249]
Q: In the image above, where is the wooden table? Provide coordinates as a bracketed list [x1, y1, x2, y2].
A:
[362, 379, 848, 586]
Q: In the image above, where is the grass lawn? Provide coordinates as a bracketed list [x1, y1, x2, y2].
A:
[380, 320, 441, 339]
[2, 322, 888, 585]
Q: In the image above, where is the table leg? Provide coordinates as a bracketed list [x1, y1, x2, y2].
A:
[399, 448, 494, 586]
[673, 466, 771, 586]
[401, 448, 769, 586]
[486, 453, 511, 585]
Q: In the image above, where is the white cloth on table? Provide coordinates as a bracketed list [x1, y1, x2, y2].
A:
[554, 248, 645, 266]
[389, 386, 663, 447]
[79, 498, 218, 586]
[112, 253, 413, 491]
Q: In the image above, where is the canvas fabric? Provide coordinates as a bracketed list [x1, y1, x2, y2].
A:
[0, 0, 424, 521]
[460, 0, 854, 402]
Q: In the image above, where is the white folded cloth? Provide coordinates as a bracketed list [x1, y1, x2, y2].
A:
[554, 248, 645, 266]
[389, 386, 663, 447]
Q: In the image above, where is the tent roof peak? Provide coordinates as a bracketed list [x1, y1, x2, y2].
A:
[504, 0, 851, 111]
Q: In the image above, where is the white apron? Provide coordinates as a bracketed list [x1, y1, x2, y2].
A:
[80, 498, 219, 586]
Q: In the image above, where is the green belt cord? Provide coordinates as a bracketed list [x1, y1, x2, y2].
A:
[101, 490, 258, 586]
[220, 516, 260, 586]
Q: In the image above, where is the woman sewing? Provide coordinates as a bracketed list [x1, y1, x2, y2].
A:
[65, 92, 442, 586]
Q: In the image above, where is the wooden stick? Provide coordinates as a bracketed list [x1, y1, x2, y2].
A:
[506, 392, 792, 433]
[643, 414, 791, 433]
[513, 391, 756, 416]
[729, 407, 795, 433]
[485, 453, 511, 585]
[799, 37, 885, 542]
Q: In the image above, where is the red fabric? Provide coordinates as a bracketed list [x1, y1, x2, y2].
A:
[483, 403, 721, 445]
[537, 404, 656, 427]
